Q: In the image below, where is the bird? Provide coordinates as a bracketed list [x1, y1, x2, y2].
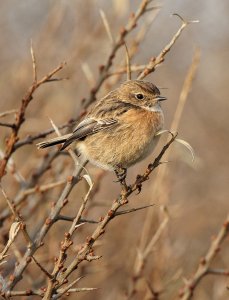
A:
[37, 80, 166, 181]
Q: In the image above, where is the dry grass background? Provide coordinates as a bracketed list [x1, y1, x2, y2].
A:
[0, 0, 229, 299]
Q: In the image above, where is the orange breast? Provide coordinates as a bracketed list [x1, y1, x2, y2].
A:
[119, 108, 163, 135]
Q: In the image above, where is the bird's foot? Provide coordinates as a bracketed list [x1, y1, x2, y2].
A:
[114, 166, 127, 183]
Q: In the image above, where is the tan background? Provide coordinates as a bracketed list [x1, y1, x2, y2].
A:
[0, 0, 228, 299]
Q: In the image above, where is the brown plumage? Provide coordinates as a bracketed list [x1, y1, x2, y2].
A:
[37, 80, 166, 174]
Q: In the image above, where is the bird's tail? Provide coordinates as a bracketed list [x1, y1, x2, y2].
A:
[36, 134, 72, 149]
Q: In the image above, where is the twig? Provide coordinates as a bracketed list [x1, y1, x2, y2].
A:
[179, 214, 229, 300]
[0, 222, 21, 263]
[55, 215, 98, 224]
[207, 269, 229, 276]
[30, 40, 37, 83]
[0, 185, 33, 246]
[81, 63, 96, 87]
[100, 9, 114, 45]
[143, 206, 169, 258]
[0, 184, 18, 219]
[0, 110, 17, 119]
[115, 204, 154, 216]
[107, 64, 147, 77]
[124, 42, 131, 80]
[13, 119, 75, 150]
[31, 255, 53, 279]
[22, 180, 66, 196]
[4, 290, 43, 298]
[60, 287, 98, 294]
[137, 15, 199, 80]
[0, 122, 15, 129]
[52, 276, 83, 299]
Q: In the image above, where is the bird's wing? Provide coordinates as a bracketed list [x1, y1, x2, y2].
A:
[61, 117, 117, 150]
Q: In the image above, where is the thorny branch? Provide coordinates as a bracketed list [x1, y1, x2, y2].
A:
[2, 160, 88, 294]
[0, 60, 66, 180]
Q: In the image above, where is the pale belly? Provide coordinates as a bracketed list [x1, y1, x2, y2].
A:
[77, 133, 161, 170]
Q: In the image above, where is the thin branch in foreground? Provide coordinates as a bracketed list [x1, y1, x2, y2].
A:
[52, 276, 84, 299]
[55, 215, 98, 224]
[115, 204, 154, 217]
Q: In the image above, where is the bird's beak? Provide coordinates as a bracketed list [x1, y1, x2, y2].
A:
[155, 95, 167, 102]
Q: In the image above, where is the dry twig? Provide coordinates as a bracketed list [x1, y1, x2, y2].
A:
[137, 14, 199, 80]
[179, 214, 229, 300]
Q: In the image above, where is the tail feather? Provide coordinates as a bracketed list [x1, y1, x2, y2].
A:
[60, 136, 77, 150]
[36, 134, 72, 149]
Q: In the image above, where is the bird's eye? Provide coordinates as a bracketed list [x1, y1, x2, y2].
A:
[135, 93, 144, 100]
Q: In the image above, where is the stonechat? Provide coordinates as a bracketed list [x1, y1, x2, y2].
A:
[37, 80, 166, 180]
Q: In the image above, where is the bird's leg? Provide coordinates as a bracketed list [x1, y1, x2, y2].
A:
[114, 166, 127, 183]
[114, 166, 129, 202]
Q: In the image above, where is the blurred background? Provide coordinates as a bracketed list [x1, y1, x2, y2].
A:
[0, 0, 228, 299]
